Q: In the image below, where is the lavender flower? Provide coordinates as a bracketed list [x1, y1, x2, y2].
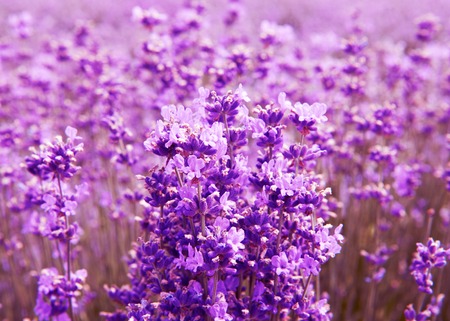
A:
[415, 14, 442, 42]
[404, 294, 445, 321]
[8, 11, 33, 39]
[102, 85, 343, 320]
[410, 238, 449, 294]
[25, 126, 83, 180]
[35, 268, 88, 320]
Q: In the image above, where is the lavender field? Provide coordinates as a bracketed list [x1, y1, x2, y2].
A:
[0, 0, 449, 320]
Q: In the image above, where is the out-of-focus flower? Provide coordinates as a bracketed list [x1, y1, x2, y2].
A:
[8, 11, 33, 38]
[132, 6, 167, 29]
[415, 13, 442, 42]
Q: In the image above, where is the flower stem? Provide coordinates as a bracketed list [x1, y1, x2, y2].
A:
[276, 210, 284, 251]
[174, 167, 183, 187]
[57, 174, 74, 321]
[236, 273, 242, 299]
[212, 270, 219, 302]
[301, 274, 313, 301]
[223, 114, 234, 168]
[198, 183, 206, 237]
[312, 211, 320, 302]
[270, 274, 279, 321]
[424, 210, 434, 243]
[159, 205, 164, 247]
[366, 206, 381, 321]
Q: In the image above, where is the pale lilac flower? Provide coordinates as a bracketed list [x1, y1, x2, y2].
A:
[193, 87, 210, 118]
[215, 138, 229, 160]
[132, 6, 167, 27]
[8, 11, 33, 38]
[214, 217, 230, 235]
[247, 117, 266, 138]
[292, 102, 328, 124]
[273, 174, 304, 197]
[41, 194, 57, 212]
[200, 122, 224, 148]
[161, 105, 180, 123]
[75, 183, 90, 200]
[143, 33, 172, 53]
[278, 92, 292, 112]
[226, 227, 245, 253]
[187, 155, 205, 180]
[179, 185, 196, 199]
[272, 252, 292, 275]
[185, 244, 204, 273]
[315, 224, 344, 259]
[260, 20, 295, 45]
[301, 255, 321, 276]
[61, 200, 78, 216]
[65, 126, 81, 142]
[234, 83, 251, 103]
[261, 158, 289, 180]
[219, 192, 236, 215]
[165, 154, 186, 174]
[209, 293, 232, 321]
[166, 123, 188, 148]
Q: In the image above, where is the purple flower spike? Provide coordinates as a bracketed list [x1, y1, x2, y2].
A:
[410, 238, 449, 293]
[35, 268, 89, 320]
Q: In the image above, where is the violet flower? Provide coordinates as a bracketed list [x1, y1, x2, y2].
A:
[410, 238, 449, 294]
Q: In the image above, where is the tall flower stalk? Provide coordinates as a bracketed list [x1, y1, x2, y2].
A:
[24, 127, 89, 320]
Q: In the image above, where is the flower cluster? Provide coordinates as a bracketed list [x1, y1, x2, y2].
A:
[24, 127, 84, 242]
[35, 268, 89, 321]
[409, 238, 449, 294]
[404, 295, 445, 321]
[401, 238, 449, 321]
[21, 127, 89, 320]
[104, 87, 343, 321]
[25, 126, 83, 180]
